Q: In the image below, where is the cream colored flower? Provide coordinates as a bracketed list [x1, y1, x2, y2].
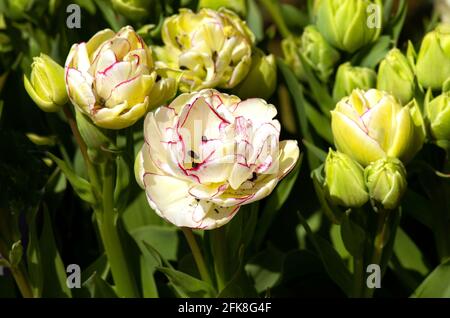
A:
[135, 89, 299, 229]
[65, 26, 176, 129]
[154, 8, 254, 92]
[331, 89, 425, 167]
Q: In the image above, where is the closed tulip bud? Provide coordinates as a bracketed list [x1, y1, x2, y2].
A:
[24, 54, 68, 112]
[331, 89, 426, 167]
[111, 0, 151, 21]
[425, 91, 450, 146]
[155, 8, 254, 92]
[315, 0, 383, 53]
[232, 48, 276, 99]
[282, 25, 340, 82]
[377, 48, 415, 105]
[333, 62, 376, 101]
[65, 26, 176, 129]
[365, 157, 407, 209]
[198, 0, 247, 17]
[324, 149, 369, 208]
[416, 24, 450, 90]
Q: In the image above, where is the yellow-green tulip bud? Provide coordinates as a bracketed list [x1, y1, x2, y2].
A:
[232, 48, 276, 99]
[331, 89, 426, 167]
[155, 8, 254, 92]
[324, 149, 369, 208]
[65, 26, 176, 129]
[377, 48, 415, 105]
[416, 24, 450, 90]
[364, 157, 407, 209]
[315, 0, 383, 53]
[333, 62, 376, 101]
[111, 0, 151, 21]
[24, 54, 68, 112]
[282, 25, 340, 82]
[425, 91, 450, 145]
[198, 0, 247, 17]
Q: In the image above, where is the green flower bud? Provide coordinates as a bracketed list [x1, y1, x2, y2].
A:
[377, 48, 415, 105]
[155, 8, 254, 92]
[24, 54, 68, 112]
[232, 48, 276, 99]
[416, 24, 450, 90]
[324, 149, 369, 208]
[198, 0, 247, 17]
[315, 0, 383, 53]
[425, 91, 450, 146]
[111, 0, 151, 21]
[364, 157, 407, 209]
[282, 25, 340, 82]
[333, 62, 376, 101]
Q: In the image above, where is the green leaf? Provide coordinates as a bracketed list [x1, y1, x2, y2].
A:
[280, 4, 309, 32]
[402, 190, 432, 229]
[247, 0, 263, 42]
[253, 155, 302, 249]
[130, 225, 179, 261]
[157, 267, 216, 298]
[354, 36, 392, 69]
[298, 212, 352, 296]
[393, 228, 429, 276]
[304, 103, 333, 144]
[81, 254, 109, 283]
[95, 0, 126, 31]
[385, 0, 407, 44]
[47, 152, 96, 205]
[40, 208, 72, 298]
[26, 207, 43, 298]
[302, 139, 327, 162]
[411, 258, 450, 298]
[140, 255, 158, 298]
[245, 245, 284, 293]
[340, 212, 366, 258]
[83, 272, 118, 298]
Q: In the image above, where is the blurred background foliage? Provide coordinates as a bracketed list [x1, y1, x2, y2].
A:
[0, 0, 449, 298]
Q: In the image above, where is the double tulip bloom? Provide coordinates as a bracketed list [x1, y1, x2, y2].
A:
[331, 89, 425, 167]
[135, 89, 299, 229]
[65, 26, 176, 129]
[154, 8, 254, 92]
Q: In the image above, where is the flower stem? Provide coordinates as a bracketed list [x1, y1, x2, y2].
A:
[210, 227, 228, 291]
[260, 0, 292, 38]
[365, 208, 389, 298]
[10, 265, 33, 298]
[352, 256, 364, 298]
[96, 160, 138, 298]
[181, 228, 213, 286]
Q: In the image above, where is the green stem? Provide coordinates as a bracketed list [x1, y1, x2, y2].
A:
[352, 256, 364, 298]
[260, 0, 292, 38]
[10, 265, 33, 298]
[96, 160, 138, 298]
[181, 228, 213, 286]
[210, 227, 228, 291]
[365, 208, 389, 298]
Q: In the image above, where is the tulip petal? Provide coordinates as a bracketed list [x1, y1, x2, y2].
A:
[66, 68, 95, 113]
[331, 110, 386, 166]
[231, 98, 277, 125]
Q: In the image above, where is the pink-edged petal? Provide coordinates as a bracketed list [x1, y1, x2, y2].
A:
[94, 61, 132, 101]
[231, 98, 277, 125]
[66, 68, 95, 112]
[106, 73, 155, 107]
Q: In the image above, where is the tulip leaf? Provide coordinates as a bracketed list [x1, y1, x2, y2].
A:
[247, 0, 263, 42]
[302, 139, 327, 162]
[95, 0, 126, 31]
[353, 35, 391, 69]
[245, 244, 284, 293]
[304, 102, 333, 144]
[83, 271, 118, 298]
[340, 212, 366, 258]
[411, 258, 450, 298]
[280, 4, 309, 33]
[40, 208, 72, 298]
[253, 154, 302, 250]
[81, 254, 109, 283]
[26, 207, 43, 298]
[130, 225, 179, 262]
[47, 152, 96, 205]
[278, 58, 320, 169]
[384, 0, 407, 44]
[298, 212, 352, 296]
[157, 267, 216, 298]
